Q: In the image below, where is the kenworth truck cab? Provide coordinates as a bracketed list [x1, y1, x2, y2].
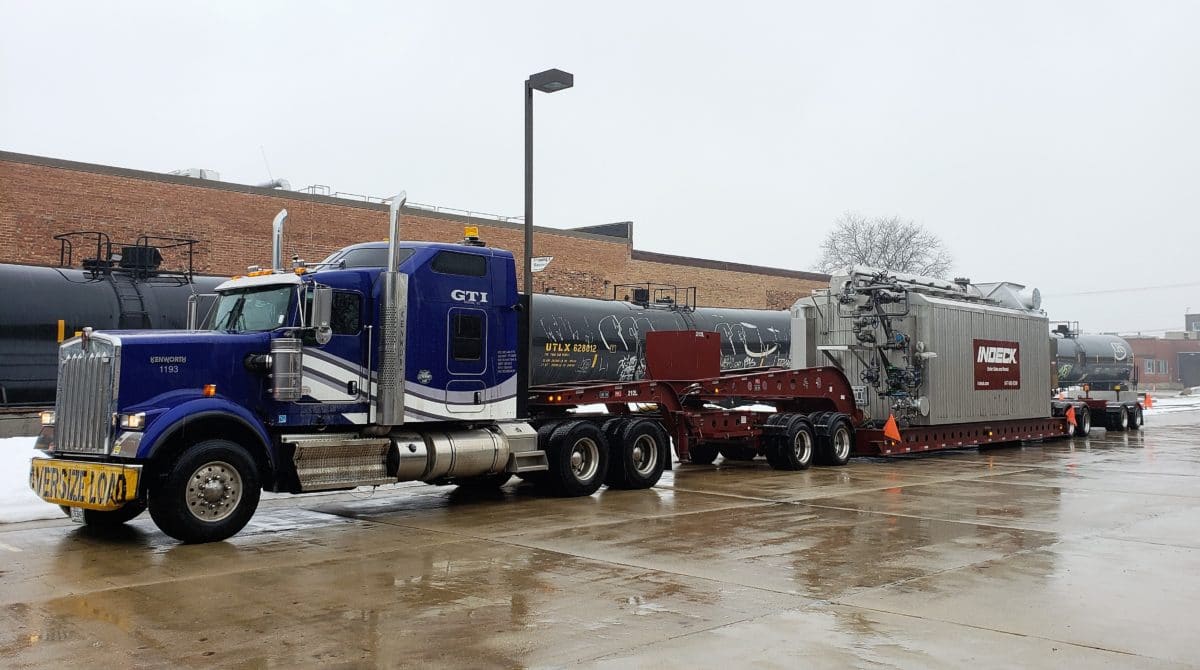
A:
[28, 197, 643, 543]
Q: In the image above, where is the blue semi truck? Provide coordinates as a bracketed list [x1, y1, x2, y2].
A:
[28, 196, 673, 542]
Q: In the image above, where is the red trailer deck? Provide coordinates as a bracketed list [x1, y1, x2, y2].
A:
[528, 331, 1094, 470]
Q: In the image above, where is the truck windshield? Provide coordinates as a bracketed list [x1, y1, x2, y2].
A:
[209, 286, 294, 332]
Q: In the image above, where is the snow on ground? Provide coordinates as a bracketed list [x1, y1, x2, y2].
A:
[0, 437, 61, 523]
[1144, 392, 1200, 415]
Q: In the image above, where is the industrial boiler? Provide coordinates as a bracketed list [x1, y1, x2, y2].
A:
[790, 268, 1051, 426]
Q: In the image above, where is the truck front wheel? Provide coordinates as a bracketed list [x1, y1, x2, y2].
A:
[149, 439, 261, 543]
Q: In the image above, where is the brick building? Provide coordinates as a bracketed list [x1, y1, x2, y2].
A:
[1126, 333, 1200, 388]
[0, 151, 827, 309]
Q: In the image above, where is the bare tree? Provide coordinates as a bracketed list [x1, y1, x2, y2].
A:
[814, 213, 953, 277]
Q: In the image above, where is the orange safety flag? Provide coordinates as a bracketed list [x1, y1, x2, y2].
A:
[1065, 405, 1077, 426]
[883, 414, 902, 442]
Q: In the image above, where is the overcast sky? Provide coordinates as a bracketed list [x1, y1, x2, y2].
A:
[2, 1, 1197, 333]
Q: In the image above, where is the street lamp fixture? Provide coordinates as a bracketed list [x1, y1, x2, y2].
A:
[522, 67, 574, 418]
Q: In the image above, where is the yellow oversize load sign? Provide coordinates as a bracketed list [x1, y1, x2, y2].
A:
[29, 459, 141, 511]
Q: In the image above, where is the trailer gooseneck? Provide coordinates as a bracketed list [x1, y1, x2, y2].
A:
[27, 203, 1142, 543]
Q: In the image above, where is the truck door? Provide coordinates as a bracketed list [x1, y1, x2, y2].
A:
[301, 289, 367, 404]
[446, 306, 487, 414]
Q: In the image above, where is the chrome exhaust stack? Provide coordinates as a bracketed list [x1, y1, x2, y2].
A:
[376, 192, 408, 426]
[271, 209, 288, 272]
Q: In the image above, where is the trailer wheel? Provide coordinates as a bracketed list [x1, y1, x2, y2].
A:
[688, 443, 720, 465]
[62, 498, 148, 528]
[816, 414, 854, 466]
[545, 421, 609, 497]
[766, 415, 815, 471]
[1075, 405, 1091, 438]
[148, 438, 260, 544]
[606, 419, 668, 489]
[1128, 405, 1143, 431]
[1107, 408, 1128, 432]
[719, 445, 759, 461]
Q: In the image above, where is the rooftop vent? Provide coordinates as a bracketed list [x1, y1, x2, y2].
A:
[169, 168, 221, 180]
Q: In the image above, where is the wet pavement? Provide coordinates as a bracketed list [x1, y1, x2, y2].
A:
[2, 412, 1198, 668]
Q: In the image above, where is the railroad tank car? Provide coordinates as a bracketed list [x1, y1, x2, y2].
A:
[529, 293, 790, 385]
[1053, 333, 1135, 387]
[0, 263, 224, 404]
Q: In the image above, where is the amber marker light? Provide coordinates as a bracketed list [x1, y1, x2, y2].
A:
[203, 384, 217, 397]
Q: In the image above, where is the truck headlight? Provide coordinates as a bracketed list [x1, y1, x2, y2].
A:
[40, 410, 56, 426]
[118, 412, 146, 431]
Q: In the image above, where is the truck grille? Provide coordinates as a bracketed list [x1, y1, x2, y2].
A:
[55, 336, 120, 454]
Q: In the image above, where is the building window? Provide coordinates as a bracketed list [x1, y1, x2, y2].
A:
[1157, 360, 1169, 375]
[451, 312, 483, 361]
[1145, 360, 1156, 375]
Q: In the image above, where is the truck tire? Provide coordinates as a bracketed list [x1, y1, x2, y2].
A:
[1128, 405, 1142, 430]
[148, 438, 261, 544]
[687, 443, 720, 465]
[545, 421, 609, 497]
[816, 413, 854, 466]
[719, 445, 759, 461]
[766, 415, 815, 471]
[61, 498, 147, 528]
[1075, 405, 1091, 438]
[606, 419, 668, 490]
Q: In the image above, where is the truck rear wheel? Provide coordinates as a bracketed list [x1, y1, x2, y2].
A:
[606, 419, 668, 490]
[148, 438, 261, 544]
[816, 413, 854, 466]
[1107, 408, 1128, 432]
[545, 421, 609, 497]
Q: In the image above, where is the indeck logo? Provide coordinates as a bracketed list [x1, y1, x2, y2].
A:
[450, 289, 488, 304]
[977, 346, 1018, 365]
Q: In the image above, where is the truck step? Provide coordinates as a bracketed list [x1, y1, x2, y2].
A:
[285, 435, 394, 492]
[507, 449, 549, 473]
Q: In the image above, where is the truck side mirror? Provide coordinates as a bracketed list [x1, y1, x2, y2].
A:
[307, 286, 334, 345]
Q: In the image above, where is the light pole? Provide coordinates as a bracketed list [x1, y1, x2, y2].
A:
[522, 67, 573, 417]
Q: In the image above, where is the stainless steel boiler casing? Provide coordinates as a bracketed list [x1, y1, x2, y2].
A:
[793, 287, 1052, 426]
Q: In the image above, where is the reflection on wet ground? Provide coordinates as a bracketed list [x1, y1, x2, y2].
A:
[2, 418, 1199, 668]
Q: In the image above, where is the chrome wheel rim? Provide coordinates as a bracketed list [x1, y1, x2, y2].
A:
[1081, 412, 1090, 433]
[186, 460, 242, 522]
[631, 435, 658, 476]
[833, 427, 852, 460]
[569, 438, 600, 482]
[793, 430, 813, 464]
